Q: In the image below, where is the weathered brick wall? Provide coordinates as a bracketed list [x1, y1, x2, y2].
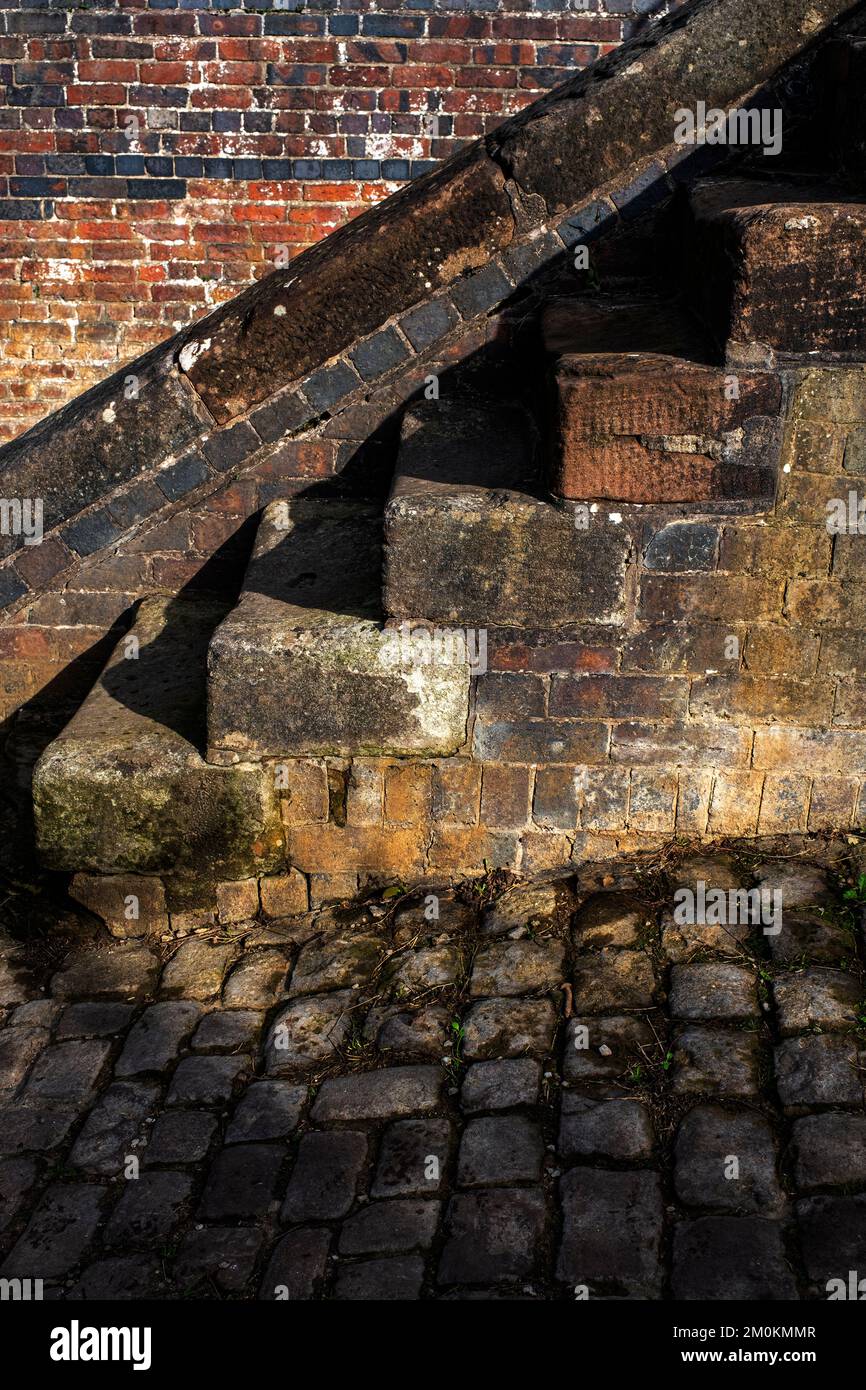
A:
[0, 0, 679, 447]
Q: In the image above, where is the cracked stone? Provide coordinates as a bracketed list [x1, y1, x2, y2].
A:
[339, 1198, 440, 1256]
[462, 998, 557, 1060]
[572, 949, 656, 1013]
[287, 933, 382, 997]
[260, 1228, 331, 1301]
[69, 1081, 160, 1176]
[282, 1130, 368, 1222]
[265, 991, 356, 1076]
[225, 1080, 307, 1144]
[773, 967, 861, 1037]
[669, 963, 758, 1021]
[312, 1066, 444, 1123]
[461, 1059, 541, 1113]
[372, 1004, 451, 1059]
[222, 949, 289, 1008]
[774, 1034, 862, 1111]
[673, 1104, 784, 1214]
[371, 1118, 451, 1198]
[0, 1025, 50, 1099]
[115, 1001, 203, 1076]
[457, 1115, 544, 1186]
[672, 1216, 797, 1300]
[469, 938, 566, 998]
[556, 1168, 664, 1297]
[672, 1027, 762, 1099]
[161, 939, 240, 1001]
[558, 1096, 655, 1162]
[791, 1114, 866, 1192]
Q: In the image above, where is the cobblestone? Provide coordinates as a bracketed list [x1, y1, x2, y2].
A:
[0, 841, 863, 1300]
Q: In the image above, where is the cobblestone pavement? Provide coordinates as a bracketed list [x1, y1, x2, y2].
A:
[1, 837, 865, 1301]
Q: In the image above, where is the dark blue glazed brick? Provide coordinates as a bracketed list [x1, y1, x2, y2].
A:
[61, 508, 124, 558]
[145, 157, 174, 177]
[174, 158, 203, 178]
[249, 391, 314, 445]
[292, 160, 321, 179]
[610, 161, 670, 220]
[557, 199, 616, 247]
[329, 15, 359, 33]
[0, 567, 27, 610]
[157, 451, 211, 501]
[501, 229, 563, 283]
[233, 158, 263, 180]
[303, 360, 361, 414]
[0, 200, 42, 219]
[84, 155, 114, 176]
[116, 155, 146, 176]
[381, 159, 411, 181]
[450, 262, 513, 318]
[261, 160, 293, 179]
[214, 112, 242, 133]
[398, 297, 459, 352]
[126, 179, 186, 200]
[106, 480, 166, 529]
[351, 160, 380, 179]
[350, 327, 411, 382]
[202, 422, 260, 474]
[46, 155, 86, 175]
[203, 158, 233, 179]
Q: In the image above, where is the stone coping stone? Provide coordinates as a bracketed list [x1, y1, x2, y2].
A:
[33, 595, 282, 878]
[384, 397, 629, 628]
[208, 498, 470, 759]
[688, 176, 866, 360]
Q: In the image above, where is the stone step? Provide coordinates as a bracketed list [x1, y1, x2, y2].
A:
[207, 498, 470, 760]
[687, 176, 866, 363]
[544, 296, 782, 505]
[382, 396, 630, 628]
[33, 595, 282, 880]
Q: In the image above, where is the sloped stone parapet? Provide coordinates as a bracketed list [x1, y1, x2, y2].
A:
[33, 595, 282, 880]
[384, 398, 630, 627]
[491, 0, 858, 217]
[207, 499, 470, 760]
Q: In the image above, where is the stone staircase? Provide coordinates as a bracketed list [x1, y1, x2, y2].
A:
[30, 96, 866, 925]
